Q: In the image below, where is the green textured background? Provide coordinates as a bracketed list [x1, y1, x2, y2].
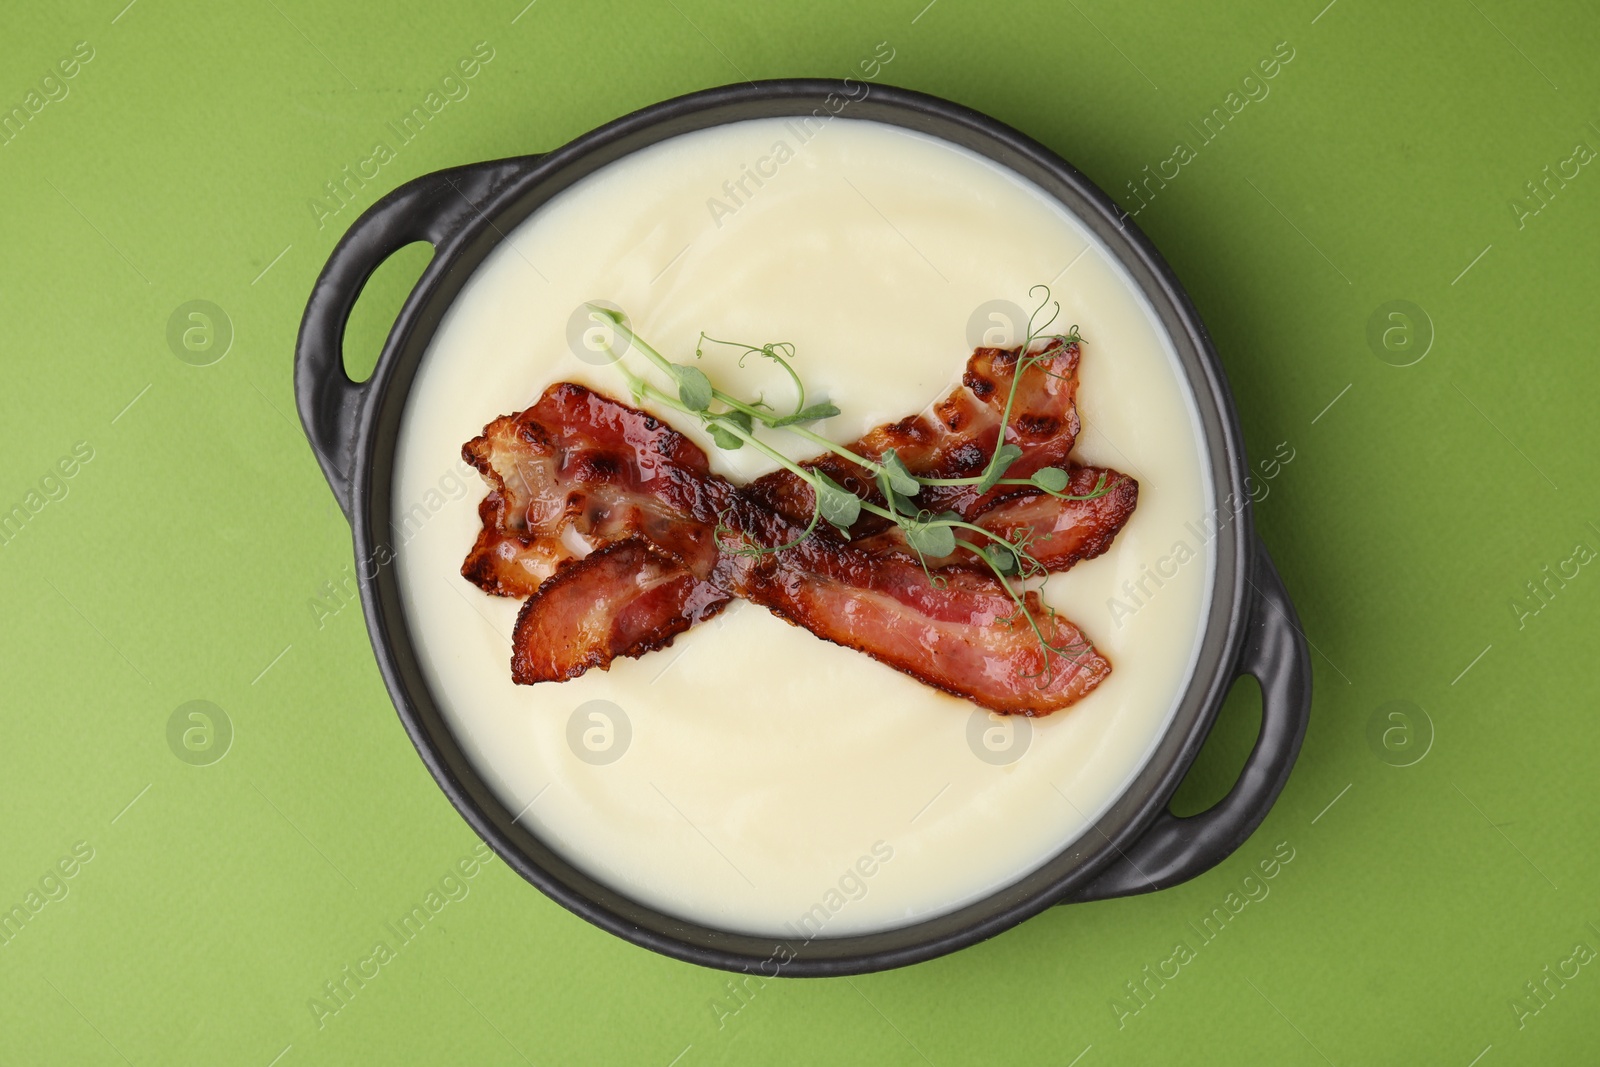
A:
[3, 0, 1597, 1062]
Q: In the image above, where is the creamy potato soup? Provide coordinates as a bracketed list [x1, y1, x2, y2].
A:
[392, 117, 1213, 936]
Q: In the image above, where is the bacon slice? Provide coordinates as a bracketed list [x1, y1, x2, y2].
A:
[970, 469, 1140, 570]
[510, 538, 730, 683]
[742, 538, 1110, 715]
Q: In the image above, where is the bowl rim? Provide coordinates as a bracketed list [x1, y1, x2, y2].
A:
[345, 78, 1252, 976]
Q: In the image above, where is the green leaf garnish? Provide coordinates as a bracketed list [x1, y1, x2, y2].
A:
[884, 484, 920, 517]
[705, 410, 754, 450]
[673, 364, 713, 411]
[707, 424, 743, 450]
[977, 443, 1023, 494]
[1031, 467, 1070, 493]
[904, 521, 956, 558]
[984, 541, 1021, 576]
[813, 472, 861, 531]
[771, 402, 840, 427]
[879, 448, 920, 496]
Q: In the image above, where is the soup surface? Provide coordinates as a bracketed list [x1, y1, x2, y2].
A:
[392, 116, 1214, 936]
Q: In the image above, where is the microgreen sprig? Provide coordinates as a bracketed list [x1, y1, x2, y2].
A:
[593, 309, 851, 463]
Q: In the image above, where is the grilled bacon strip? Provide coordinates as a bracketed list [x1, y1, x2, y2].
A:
[738, 535, 1110, 715]
[462, 351, 1138, 714]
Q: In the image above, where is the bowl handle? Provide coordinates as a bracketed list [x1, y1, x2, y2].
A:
[294, 154, 545, 520]
[1063, 535, 1311, 903]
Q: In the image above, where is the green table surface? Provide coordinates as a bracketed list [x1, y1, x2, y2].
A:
[4, 0, 1598, 1062]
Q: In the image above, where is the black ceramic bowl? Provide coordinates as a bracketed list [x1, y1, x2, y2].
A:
[294, 79, 1310, 977]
